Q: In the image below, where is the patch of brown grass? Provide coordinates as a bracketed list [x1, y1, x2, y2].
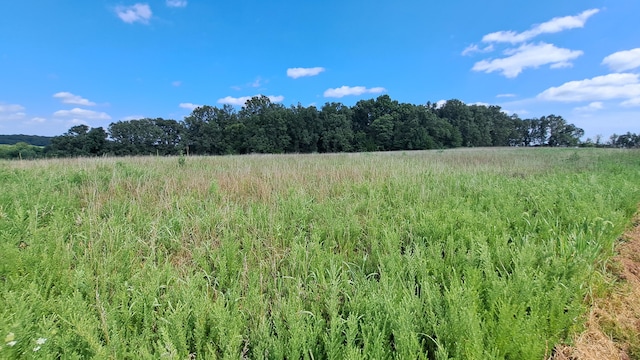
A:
[551, 212, 640, 360]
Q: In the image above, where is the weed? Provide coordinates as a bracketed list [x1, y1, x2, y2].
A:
[0, 148, 639, 359]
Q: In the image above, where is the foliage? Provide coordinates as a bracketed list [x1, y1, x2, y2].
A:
[0, 143, 45, 159]
[1, 148, 639, 359]
[0, 134, 52, 146]
[0, 135, 52, 146]
[45, 125, 108, 157]
[42, 96, 592, 158]
[608, 132, 640, 148]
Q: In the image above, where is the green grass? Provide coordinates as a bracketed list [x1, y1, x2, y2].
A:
[1, 148, 639, 359]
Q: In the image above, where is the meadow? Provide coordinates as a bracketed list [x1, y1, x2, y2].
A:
[1, 148, 639, 359]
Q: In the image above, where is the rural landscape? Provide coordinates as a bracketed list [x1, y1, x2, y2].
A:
[1, 143, 639, 358]
[2, 2, 640, 358]
[1, 96, 640, 160]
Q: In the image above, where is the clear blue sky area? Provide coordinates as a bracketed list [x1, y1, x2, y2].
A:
[1, 0, 639, 139]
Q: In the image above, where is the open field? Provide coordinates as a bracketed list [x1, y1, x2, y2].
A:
[1, 148, 639, 359]
[554, 214, 640, 360]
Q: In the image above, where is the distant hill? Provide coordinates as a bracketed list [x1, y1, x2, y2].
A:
[0, 134, 53, 146]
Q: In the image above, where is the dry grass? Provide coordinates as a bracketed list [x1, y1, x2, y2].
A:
[552, 212, 640, 360]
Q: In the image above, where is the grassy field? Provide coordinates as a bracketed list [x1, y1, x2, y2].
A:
[1, 148, 639, 359]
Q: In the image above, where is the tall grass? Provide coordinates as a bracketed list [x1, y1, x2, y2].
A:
[1, 148, 639, 359]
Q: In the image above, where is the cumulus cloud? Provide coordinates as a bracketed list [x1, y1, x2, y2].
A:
[0, 103, 26, 121]
[602, 48, 640, 72]
[472, 42, 583, 78]
[537, 73, 640, 103]
[574, 102, 604, 112]
[0, 103, 25, 113]
[115, 3, 152, 24]
[53, 108, 111, 120]
[461, 44, 494, 56]
[22, 117, 47, 125]
[217, 95, 284, 106]
[469, 102, 491, 107]
[621, 97, 640, 107]
[435, 100, 447, 109]
[323, 86, 386, 98]
[482, 9, 599, 44]
[53, 92, 96, 106]
[122, 115, 146, 121]
[179, 102, 201, 110]
[466, 9, 598, 77]
[166, 0, 187, 7]
[287, 67, 326, 79]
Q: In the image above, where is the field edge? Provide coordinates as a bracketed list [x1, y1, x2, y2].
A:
[552, 207, 640, 360]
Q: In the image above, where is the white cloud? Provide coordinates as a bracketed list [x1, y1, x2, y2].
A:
[435, 100, 447, 109]
[267, 95, 284, 103]
[323, 86, 386, 98]
[166, 0, 187, 7]
[472, 42, 583, 78]
[217, 95, 284, 106]
[621, 97, 640, 107]
[461, 44, 494, 56]
[231, 77, 269, 90]
[53, 108, 111, 120]
[549, 61, 573, 69]
[501, 109, 529, 116]
[496, 93, 516, 98]
[469, 102, 491, 107]
[24, 117, 47, 125]
[53, 92, 96, 106]
[482, 9, 599, 44]
[0, 103, 25, 113]
[218, 96, 252, 106]
[0, 112, 26, 121]
[537, 73, 640, 102]
[0, 103, 26, 121]
[179, 102, 201, 110]
[172, 81, 182, 87]
[121, 115, 147, 121]
[115, 3, 152, 24]
[250, 77, 264, 88]
[602, 48, 640, 72]
[574, 102, 604, 112]
[286, 67, 326, 79]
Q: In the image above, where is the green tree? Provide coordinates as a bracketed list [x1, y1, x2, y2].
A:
[286, 104, 320, 153]
[183, 106, 228, 155]
[46, 125, 108, 157]
[319, 103, 353, 152]
[108, 119, 163, 155]
[153, 118, 184, 155]
[544, 115, 584, 147]
[371, 114, 395, 150]
[240, 96, 291, 153]
[0, 142, 43, 159]
[438, 100, 482, 147]
[391, 103, 433, 150]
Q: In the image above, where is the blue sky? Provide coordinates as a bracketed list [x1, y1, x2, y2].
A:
[1, 0, 639, 139]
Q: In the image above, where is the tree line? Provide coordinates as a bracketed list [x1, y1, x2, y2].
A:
[0, 134, 52, 146]
[2, 95, 637, 159]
